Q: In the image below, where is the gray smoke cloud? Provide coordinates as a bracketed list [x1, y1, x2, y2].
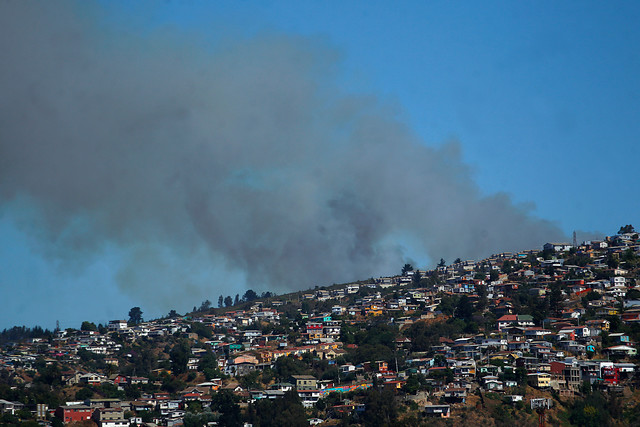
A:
[0, 2, 566, 308]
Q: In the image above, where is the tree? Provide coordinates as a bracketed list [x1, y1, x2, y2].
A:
[456, 295, 474, 321]
[224, 296, 233, 307]
[81, 321, 97, 331]
[234, 294, 240, 305]
[607, 253, 619, 269]
[401, 264, 414, 276]
[438, 258, 446, 267]
[218, 295, 224, 308]
[363, 388, 398, 426]
[411, 269, 422, 287]
[167, 309, 179, 318]
[128, 307, 143, 325]
[198, 300, 211, 312]
[274, 356, 309, 381]
[502, 259, 514, 274]
[549, 284, 563, 316]
[618, 224, 635, 234]
[476, 284, 488, 311]
[199, 350, 226, 380]
[210, 390, 242, 427]
[243, 289, 259, 302]
[170, 340, 190, 375]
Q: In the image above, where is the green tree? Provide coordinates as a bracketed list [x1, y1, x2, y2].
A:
[224, 296, 233, 307]
[274, 356, 309, 381]
[128, 307, 143, 325]
[251, 390, 307, 427]
[476, 284, 488, 311]
[437, 295, 458, 316]
[548, 284, 563, 317]
[456, 295, 473, 321]
[411, 270, 422, 287]
[80, 321, 97, 331]
[35, 361, 62, 386]
[243, 289, 259, 302]
[618, 224, 635, 234]
[218, 295, 224, 308]
[75, 387, 94, 401]
[402, 264, 414, 276]
[502, 259, 514, 274]
[363, 388, 398, 426]
[210, 390, 242, 427]
[199, 350, 225, 380]
[607, 253, 619, 269]
[170, 340, 190, 375]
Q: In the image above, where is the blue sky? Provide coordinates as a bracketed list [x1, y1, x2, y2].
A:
[1, 1, 638, 330]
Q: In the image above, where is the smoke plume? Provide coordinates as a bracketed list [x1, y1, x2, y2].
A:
[0, 2, 565, 308]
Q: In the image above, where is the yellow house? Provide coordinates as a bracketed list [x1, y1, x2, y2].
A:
[527, 373, 551, 388]
[365, 304, 384, 316]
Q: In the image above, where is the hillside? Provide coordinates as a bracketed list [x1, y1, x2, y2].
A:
[1, 226, 640, 426]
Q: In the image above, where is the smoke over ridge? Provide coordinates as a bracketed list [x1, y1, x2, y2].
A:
[0, 2, 565, 308]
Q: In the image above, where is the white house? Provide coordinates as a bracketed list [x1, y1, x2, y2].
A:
[108, 320, 128, 332]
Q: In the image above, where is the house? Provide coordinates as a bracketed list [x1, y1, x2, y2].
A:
[605, 345, 637, 357]
[527, 373, 551, 389]
[584, 319, 610, 333]
[297, 389, 321, 408]
[306, 322, 323, 340]
[443, 387, 467, 403]
[108, 320, 128, 332]
[340, 364, 356, 374]
[610, 276, 626, 287]
[608, 333, 630, 343]
[323, 321, 341, 339]
[544, 243, 573, 252]
[497, 314, 534, 331]
[497, 315, 518, 331]
[55, 405, 94, 423]
[424, 404, 450, 418]
[596, 307, 619, 317]
[79, 373, 106, 385]
[346, 284, 360, 294]
[505, 395, 523, 404]
[0, 399, 24, 415]
[601, 366, 620, 385]
[524, 328, 553, 339]
[483, 378, 504, 392]
[85, 398, 122, 409]
[291, 375, 318, 391]
[92, 407, 129, 427]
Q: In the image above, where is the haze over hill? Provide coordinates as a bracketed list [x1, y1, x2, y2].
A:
[0, 2, 572, 325]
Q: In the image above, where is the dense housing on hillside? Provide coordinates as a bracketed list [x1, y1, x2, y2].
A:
[1, 227, 640, 425]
